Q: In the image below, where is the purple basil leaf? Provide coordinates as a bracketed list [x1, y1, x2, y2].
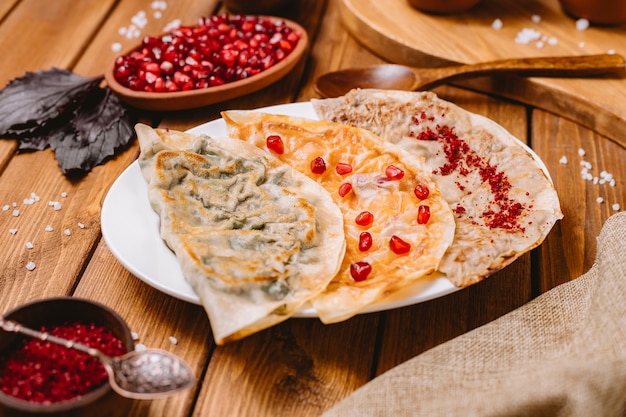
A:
[0, 68, 102, 135]
[50, 87, 134, 174]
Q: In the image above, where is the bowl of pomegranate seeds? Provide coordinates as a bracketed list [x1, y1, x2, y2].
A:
[105, 14, 308, 111]
[0, 297, 135, 417]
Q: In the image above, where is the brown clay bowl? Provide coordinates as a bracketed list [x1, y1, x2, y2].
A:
[0, 297, 134, 417]
[105, 16, 308, 111]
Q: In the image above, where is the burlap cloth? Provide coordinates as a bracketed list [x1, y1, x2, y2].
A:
[322, 211, 626, 417]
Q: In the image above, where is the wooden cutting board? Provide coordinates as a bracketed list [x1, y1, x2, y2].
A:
[339, 0, 626, 147]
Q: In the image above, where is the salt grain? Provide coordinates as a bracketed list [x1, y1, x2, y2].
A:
[492, 18, 503, 30]
[515, 28, 542, 44]
[25, 261, 36, 271]
[2, 205, 8, 211]
[64, 229, 71, 236]
[131, 331, 139, 340]
[559, 155, 568, 164]
[61, 192, 68, 198]
[135, 343, 147, 351]
[596, 197, 604, 203]
[531, 14, 541, 23]
[612, 203, 621, 211]
[78, 222, 85, 229]
[169, 336, 178, 345]
[576, 18, 589, 31]
[154, 11, 162, 19]
[151, 0, 167, 10]
[25, 241, 33, 249]
[131, 11, 148, 29]
[608, 49, 616, 55]
[579, 42, 586, 48]
[111, 42, 122, 52]
[578, 148, 586, 156]
[9, 229, 17, 235]
[45, 225, 54, 232]
[12, 209, 19, 217]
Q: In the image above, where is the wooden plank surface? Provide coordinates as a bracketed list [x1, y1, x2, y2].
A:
[337, 0, 626, 148]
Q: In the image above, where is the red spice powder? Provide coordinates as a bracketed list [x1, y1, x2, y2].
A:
[0, 321, 127, 404]
[412, 113, 526, 231]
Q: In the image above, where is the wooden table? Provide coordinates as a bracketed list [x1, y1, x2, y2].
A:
[0, 0, 623, 416]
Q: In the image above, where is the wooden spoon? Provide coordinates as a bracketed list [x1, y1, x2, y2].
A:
[105, 17, 308, 111]
[314, 54, 625, 98]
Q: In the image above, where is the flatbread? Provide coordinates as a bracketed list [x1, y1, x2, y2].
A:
[312, 89, 563, 287]
[135, 123, 346, 344]
[222, 111, 456, 323]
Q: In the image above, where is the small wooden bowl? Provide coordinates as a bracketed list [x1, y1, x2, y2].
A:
[105, 17, 308, 111]
[0, 297, 134, 417]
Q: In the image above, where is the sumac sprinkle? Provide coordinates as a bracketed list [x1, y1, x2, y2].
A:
[417, 205, 430, 225]
[389, 235, 411, 254]
[336, 162, 353, 175]
[338, 182, 352, 197]
[0, 321, 127, 404]
[412, 114, 525, 231]
[355, 211, 374, 227]
[385, 165, 404, 180]
[359, 232, 373, 251]
[311, 156, 327, 174]
[350, 261, 372, 281]
[266, 135, 284, 154]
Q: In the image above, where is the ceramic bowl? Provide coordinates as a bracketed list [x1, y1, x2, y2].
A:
[0, 297, 134, 417]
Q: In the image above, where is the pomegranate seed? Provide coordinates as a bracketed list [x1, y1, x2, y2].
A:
[160, 61, 174, 74]
[336, 162, 353, 175]
[144, 62, 161, 74]
[359, 232, 373, 251]
[350, 262, 372, 282]
[389, 235, 411, 254]
[385, 165, 405, 180]
[414, 184, 430, 200]
[338, 182, 352, 197]
[165, 79, 179, 91]
[311, 157, 326, 174]
[266, 135, 284, 154]
[355, 211, 374, 226]
[208, 75, 225, 86]
[417, 205, 430, 225]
